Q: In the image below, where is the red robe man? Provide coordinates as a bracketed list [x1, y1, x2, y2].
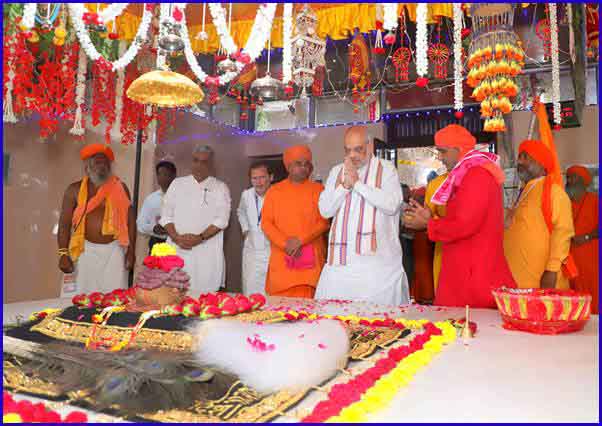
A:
[404, 125, 516, 308]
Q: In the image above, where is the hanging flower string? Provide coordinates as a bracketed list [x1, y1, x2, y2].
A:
[453, 3, 464, 118]
[549, 3, 561, 126]
[67, 3, 152, 72]
[3, 35, 17, 123]
[91, 58, 117, 144]
[69, 46, 88, 136]
[415, 3, 429, 87]
[282, 3, 293, 84]
[112, 41, 126, 140]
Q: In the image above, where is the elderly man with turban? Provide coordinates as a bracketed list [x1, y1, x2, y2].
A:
[405, 124, 515, 308]
[57, 144, 135, 296]
[565, 165, 598, 313]
[315, 126, 409, 305]
[261, 145, 329, 298]
[504, 141, 575, 290]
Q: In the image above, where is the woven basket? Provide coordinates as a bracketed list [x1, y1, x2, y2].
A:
[492, 287, 592, 334]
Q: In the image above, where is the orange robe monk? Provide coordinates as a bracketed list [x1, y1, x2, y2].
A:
[425, 173, 448, 291]
[261, 145, 329, 298]
[504, 141, 574, 289]
[409, 188, 434, 303]
[566, 165, 599, 314]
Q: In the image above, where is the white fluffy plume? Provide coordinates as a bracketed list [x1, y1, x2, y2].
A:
[191, 319, 350, 394]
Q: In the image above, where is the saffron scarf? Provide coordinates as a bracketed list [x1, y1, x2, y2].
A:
[69, 176, 131, 261]
[431, 150, 505, 206]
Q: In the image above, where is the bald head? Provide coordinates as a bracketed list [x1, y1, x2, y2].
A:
[344, 126, 373, 168]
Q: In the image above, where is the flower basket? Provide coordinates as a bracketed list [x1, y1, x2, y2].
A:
[492, 287, 591, 335]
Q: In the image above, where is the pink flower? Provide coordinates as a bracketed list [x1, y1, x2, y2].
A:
[318, 343, 327, 349]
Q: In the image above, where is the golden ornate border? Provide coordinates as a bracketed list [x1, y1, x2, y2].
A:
[29, 309, 287, 353]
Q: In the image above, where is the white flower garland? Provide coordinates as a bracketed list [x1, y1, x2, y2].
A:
[567, 3, 575, 65]
[156, 3, 170, 70]
[20, 3, 37, 30]
[282, 3, 293, 84]
[180, 4, 240, 85]
[3, 44, 17, 123]
[382, 3, 398, 31]
[98, 3, 129, 23]
[549, 3, 561, 125]
[208, 3, 277, 62]
[415, 3, 428, 77]
[69, 47, 88, 136]
[68, 3, 152, 71]
[208, 3, 237, 55]
[453, 3, 463, 112]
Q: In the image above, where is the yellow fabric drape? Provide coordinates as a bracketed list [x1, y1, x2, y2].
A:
[425, 173, 448, 291]
[87, 3, 460, 54]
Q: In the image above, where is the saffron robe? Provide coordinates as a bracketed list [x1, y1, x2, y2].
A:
[429, 167, 516, 308]
[425, 173, 448, 291]
[504, 178, 574, 290]
[570, 192, 599, 314]
[261, 179, 329, 298]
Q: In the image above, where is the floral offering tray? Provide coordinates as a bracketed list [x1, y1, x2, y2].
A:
[4, 308, 456, 422]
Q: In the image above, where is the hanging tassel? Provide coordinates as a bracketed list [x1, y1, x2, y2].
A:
[372, 21, 386, 54]
[3, 77, 17, 124]
[69, 48, 88, 136]
[3, 43, 17, 124]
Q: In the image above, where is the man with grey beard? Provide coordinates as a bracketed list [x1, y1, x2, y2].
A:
[57, 144, 136, 296]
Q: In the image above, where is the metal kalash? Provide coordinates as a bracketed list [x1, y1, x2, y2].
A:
[468, 3, 525, 133]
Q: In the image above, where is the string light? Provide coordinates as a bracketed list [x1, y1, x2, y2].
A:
[549, 3, 561, 125]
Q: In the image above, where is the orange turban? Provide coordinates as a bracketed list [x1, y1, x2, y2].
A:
[80, 144, 115, 162]
[434, 124, 476, 156]
[283, 144, 312, 168]
[566, 165, 592, 186]
[518, 140, 554, 172]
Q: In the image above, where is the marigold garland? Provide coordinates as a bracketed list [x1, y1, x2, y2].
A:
[3, 391, 88, 423]
[301, 321, 456, 422]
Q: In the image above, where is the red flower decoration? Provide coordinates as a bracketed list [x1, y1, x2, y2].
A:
[461, 28, 471, 39]
[249, 293, 266, 309]
[455, 110, 464, 119]
[172, 7, 183, 22]
[89, 292, 104, 306]
[416, 77, 429, 87]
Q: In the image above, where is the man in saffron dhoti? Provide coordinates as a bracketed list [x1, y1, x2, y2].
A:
[57, 144, 135, 296]
[315, 126, 410, 305]
[160, 145, 231, 295]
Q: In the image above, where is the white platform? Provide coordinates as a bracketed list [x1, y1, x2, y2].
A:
[3, 297, 599, 423]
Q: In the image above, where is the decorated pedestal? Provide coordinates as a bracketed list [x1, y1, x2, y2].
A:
[492, 287, 591, 335]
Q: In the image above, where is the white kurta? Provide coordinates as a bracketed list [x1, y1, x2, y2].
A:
[160, 175, 231, 295]
[237, 187, 270, 296]
[315, 159, 410, 306]
[136, 189, 165, 238]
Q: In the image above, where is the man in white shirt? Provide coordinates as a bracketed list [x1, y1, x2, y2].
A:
[137, 161, 177, 253]
[237, 162, 273, 295]
[160, 146, 231, 295]
[315, 126, 410, 305]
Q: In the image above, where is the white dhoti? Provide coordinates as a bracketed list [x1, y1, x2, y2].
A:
[61, 240, 128, 297]
[315, 159, 410, 306]
[316, 257, 409, 306]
